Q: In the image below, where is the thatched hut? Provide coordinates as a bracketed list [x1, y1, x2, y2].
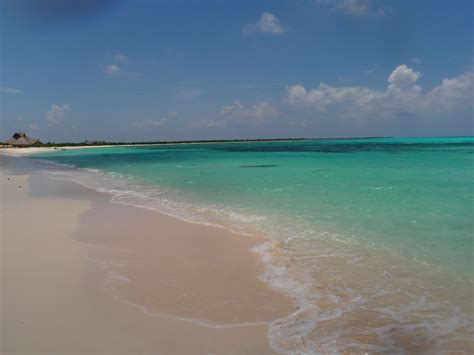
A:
[5, 132, 42, 147]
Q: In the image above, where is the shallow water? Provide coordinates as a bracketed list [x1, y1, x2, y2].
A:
[32, 137, 474, 353]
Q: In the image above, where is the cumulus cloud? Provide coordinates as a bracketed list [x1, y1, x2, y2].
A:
[286, 65, 474, 119]
[220, 99, 278, 123]
[1, 87, 24, 94]
[46, 104, 70, 126]
[387, 64, 421, 88]
[243, 12, 286, 35]
[424, 72, 474, 113]
[103, 64, 120, 75]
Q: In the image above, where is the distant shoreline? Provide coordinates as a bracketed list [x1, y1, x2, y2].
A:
[0, 136, 392, 154]
[2, 136, 473, 155]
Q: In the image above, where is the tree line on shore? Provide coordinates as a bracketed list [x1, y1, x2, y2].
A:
[1, 136, 389, 148]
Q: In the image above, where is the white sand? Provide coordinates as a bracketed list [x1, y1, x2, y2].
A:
[0, 163, 292, 354]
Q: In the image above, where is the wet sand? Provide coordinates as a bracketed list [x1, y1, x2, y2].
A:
[1, 160, 292, 354]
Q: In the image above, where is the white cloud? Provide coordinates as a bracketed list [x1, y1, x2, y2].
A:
[387, 64, 421, 89]
[425, 72, 474, 113]
[286, 65, 474, 119]
[1, 87, 24, 94]
[104, 64, 120, 75]
[102, 54, 138, 76]
[220, 99, 244, 115]
[189, 100, 278, 130]
[411, 57, 422, 65]
[315, 0, 388, 17]
[46, 104, 70, 126]
[337, 0, 370, 15]
[287, 83, 381, 116]
[243, 12, 286, 35]
[220, 99, 278, 123]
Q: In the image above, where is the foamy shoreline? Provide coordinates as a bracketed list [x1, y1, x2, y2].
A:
[1, 156, 292, 354]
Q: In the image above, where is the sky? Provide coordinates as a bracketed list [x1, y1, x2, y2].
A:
[1, 0, 473, 142]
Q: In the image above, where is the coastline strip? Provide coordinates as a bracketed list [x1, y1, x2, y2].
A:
[1, 159, 292, 354]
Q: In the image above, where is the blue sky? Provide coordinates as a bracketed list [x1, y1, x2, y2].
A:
[1, 0, 473, 142]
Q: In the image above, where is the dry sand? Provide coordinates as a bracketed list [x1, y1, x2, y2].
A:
[0, 159, 293, 354]
[0, 146, 117, 156]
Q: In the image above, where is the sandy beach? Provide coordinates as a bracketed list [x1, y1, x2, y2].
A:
[0, 146, 118, 156]
[1, 155, 292, 354]
[2, 0, 472, 351]
[2, 143, 473, 353]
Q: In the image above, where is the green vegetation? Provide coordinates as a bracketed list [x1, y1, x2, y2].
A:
[35, 137, 389, 147]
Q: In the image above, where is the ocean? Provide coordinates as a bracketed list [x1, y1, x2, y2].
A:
[32, 137, 473, 353]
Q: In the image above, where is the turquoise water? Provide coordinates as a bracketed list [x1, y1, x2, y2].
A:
[34, 137, 474, 277]
[32, 137, 474, 352]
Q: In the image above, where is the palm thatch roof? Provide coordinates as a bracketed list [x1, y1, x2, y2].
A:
[5, 132, 42, 147]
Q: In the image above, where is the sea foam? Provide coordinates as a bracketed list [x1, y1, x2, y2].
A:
[34, 157, 473, 354]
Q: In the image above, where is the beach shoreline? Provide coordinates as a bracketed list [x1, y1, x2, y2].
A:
[2, 146, 473, 353]
[0, 145, 122, 155]
[1, 156, 293, 354]
[0, 136, 408, 156]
